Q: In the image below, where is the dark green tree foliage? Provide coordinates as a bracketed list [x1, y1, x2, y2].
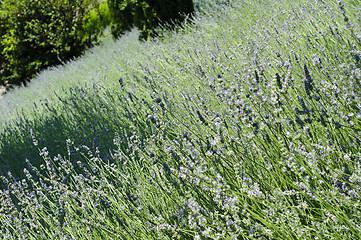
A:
[108, 0, 135, 37]
[0, 5, 10, 85]
[108, 0, 194, 40]
[0, 0, 103, 86]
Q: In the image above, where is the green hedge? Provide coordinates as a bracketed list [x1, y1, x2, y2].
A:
[0, 5, 10, 85]
[0, 0, 193, 86]
[108, 0, 194, 40]
[0, 0, 107, 86]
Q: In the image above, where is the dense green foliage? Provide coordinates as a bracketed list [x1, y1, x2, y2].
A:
[82, 1, 111, 39]
[0, 0, 103, 86]
[108, 0, 194, 39]
[0, 0, 361, 239]
[0, 4, 10, 84]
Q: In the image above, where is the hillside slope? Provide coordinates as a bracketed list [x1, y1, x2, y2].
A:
[0, 0, 361, 239]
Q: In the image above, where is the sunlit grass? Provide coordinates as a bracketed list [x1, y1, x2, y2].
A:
[0, 0, 361, 239]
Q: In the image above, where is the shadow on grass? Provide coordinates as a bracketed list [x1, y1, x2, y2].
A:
[0, 84, 148, 179]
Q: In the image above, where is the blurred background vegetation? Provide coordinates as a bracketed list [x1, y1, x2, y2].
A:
[0, 0, 194, 88]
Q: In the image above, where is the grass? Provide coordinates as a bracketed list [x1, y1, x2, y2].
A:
[0, 0, 361, 238]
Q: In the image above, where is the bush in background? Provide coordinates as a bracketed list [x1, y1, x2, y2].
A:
[0, 5, 10, 85]
[82, 1, 111, 41]
[108, 0, 194, 40]
[0, 0, 105, 86]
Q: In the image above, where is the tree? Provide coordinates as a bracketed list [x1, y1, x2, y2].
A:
[108, 0, 194, 40]
[0, 0, 102, 86]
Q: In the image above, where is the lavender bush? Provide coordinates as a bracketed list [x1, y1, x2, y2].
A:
[0, 0, 361, 239]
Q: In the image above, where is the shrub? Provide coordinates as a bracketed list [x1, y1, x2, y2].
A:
[0, 7, 10, 85]
[108, 0, 194, 40]
[108, 0, 135, 38]
[82, 1, 111, 42]
[0, 0, 103, 86]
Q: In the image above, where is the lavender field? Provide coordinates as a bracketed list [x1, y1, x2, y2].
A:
[0, 0, 361, 239]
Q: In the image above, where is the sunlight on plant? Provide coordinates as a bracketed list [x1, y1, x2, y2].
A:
[0, 0, 361, 239]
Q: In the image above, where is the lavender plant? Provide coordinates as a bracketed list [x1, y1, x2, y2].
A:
[0, 0, 361, 239]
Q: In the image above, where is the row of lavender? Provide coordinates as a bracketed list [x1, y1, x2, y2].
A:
[0, 0, 361, 239]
